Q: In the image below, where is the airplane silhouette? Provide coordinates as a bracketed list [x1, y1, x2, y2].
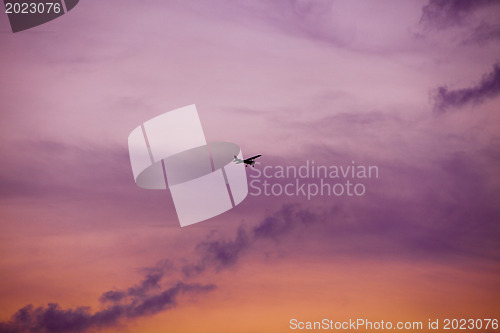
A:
[233, 154, 262, 167]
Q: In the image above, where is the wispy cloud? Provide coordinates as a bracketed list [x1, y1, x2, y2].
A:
[0, 282, 215, 333]
[0, 140, 131, 200]
[419, 0, 497, 29]
[432, 63, 500, 112]
[463, 22, 500, 45]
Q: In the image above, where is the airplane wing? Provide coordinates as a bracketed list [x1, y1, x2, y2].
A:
[244, 154, 262, 162]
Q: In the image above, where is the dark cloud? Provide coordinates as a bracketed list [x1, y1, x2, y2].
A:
[98, 290, 127, 304]
[194, 207, 319, 270]
[253, 204, 323, 240]
[100, 260, 179, 305]
[197, 226, 251, 270]
[99, 263, 167, 303]
[182, 204, 329, 277]
[0, 303, 122, 333]
[420, 0, 498, 29]
[0, 282, 215, 333]
[463, 22, 500, 44]
[126, 282, 215, 318]
[432, 63, 500, 112]
[0, 254, 209, 333]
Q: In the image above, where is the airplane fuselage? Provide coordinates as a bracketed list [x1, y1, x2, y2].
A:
[233, 154, 261, 167]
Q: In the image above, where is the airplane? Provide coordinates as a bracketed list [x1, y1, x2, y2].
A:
[233, 154, 262, 167]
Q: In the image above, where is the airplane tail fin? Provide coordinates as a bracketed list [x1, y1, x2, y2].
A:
[233, 155, 243, 163]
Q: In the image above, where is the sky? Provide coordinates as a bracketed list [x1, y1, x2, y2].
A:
[0, 0, 499, 332]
